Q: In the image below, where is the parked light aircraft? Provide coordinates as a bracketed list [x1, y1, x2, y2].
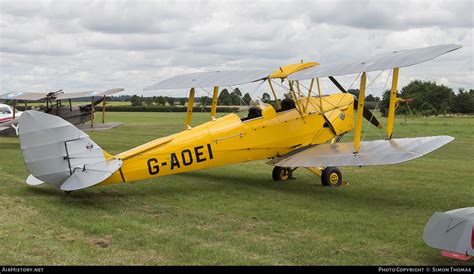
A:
[16, 44, 462, 192]
[0, 88, 124, 135]
[0, 103, 22, 134]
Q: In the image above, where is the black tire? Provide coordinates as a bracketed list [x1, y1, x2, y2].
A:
[272, 166, 292, 181]
[321, 167, 342, 187]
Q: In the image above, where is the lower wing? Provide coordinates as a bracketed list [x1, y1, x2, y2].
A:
[270, 136, 454, 167]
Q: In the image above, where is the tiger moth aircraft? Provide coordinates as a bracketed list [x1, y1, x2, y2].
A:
[0, 88, 124, 136]
[17, 44, 462, 192]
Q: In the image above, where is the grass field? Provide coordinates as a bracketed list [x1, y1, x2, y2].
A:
[0, 111, 472, 265]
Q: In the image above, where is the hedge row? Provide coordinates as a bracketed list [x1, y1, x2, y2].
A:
[17, 105, 241, 113]
[97, 106, 241, 113]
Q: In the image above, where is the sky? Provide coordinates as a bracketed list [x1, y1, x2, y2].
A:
[0, 0, 472, 99]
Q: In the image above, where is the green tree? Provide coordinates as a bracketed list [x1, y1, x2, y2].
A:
[451, 88, 474, 114]
[365, 94, 379, 102]
[231, 88, 242, 105]
[419, 102, 437, 116]
[145, 97, 154, 106]
[379, 80, 458, 116]
[218, 89, 233, 105]
[165, 97, 175, 106]
[130, 95, 143, 106]
[379, 90, 401, 117]
[400, 80, 454, 115]
[262, 92, 271, 103]
[154, 96, 166, 106]
[242, 93, 252, 105]
[200, 96, 210, 106]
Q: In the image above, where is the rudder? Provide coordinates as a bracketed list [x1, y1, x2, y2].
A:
[18, 110, 122, 191]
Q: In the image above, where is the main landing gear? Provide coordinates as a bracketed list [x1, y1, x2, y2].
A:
[272, 166, 343, 187]
[321, 167, 342, 187]
[272, 166, 294, 181]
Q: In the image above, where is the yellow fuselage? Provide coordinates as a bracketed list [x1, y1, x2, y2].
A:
[100, 93, 355, 186]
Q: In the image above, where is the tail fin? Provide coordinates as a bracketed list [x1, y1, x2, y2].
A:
[18, 110, 122, 191]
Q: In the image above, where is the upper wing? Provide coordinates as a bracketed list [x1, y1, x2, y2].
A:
[288, 44, 462, 80]
[0, 91, 48, 101]
[144, 69, 273, 90]
[54, 91, 93, 100]
[86, 88, 124, 97]
[1, 88, 124, 101]
[270, 136, 454, 167]
[269, 62, 319, 79]
[56, 88, 124, 100]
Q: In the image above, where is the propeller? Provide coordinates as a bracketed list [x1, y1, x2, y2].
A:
[328, 76, 382, 129]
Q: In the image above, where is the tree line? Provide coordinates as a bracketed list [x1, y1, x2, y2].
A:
[380, 80, 473, 116]
[129, 87, 266, 107]
[124, 80, 473, 115]
[346, 80, 473, 116]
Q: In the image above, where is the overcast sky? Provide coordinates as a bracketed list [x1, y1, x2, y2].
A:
[0, 0, 472, 98]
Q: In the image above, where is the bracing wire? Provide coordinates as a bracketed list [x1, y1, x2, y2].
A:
[361, 70, 392, 141]
[198, 87, 218, 113]
[226, 79, 266, 114]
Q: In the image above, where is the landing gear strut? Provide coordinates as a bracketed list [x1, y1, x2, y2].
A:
[272, 166, 293, 181]
[274, 166, 343, 187]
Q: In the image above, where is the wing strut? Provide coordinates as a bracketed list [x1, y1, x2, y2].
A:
[185, 88, 195, 129]
[386, 68, 399, 139]
[288, 81, 303, 115]
[102, 95, 106, 123]
[353, 72, 367, 153]
[210, 86, 219, 121]
[304, 79, 315, 112]
[90, 96, 95, 128]
[267, 80, 280, 109]
[12, 100, 16, 119]
[316, 78, 324, 113]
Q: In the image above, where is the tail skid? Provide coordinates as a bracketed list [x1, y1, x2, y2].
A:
[18, 110, 122, 191]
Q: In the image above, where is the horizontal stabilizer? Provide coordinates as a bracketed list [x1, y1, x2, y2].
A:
[60, 159, 122, 191]
[26, 175, 45, 186]
[273, 136, 454, 167]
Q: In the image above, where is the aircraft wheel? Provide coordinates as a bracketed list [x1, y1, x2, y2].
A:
[272, 166, 292, 181]
[321, 167, 342, 187]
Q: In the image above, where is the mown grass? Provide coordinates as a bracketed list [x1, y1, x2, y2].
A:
[0, 111, 472, 265]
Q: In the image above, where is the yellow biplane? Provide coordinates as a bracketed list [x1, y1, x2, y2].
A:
[17, 44, 462, 192]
